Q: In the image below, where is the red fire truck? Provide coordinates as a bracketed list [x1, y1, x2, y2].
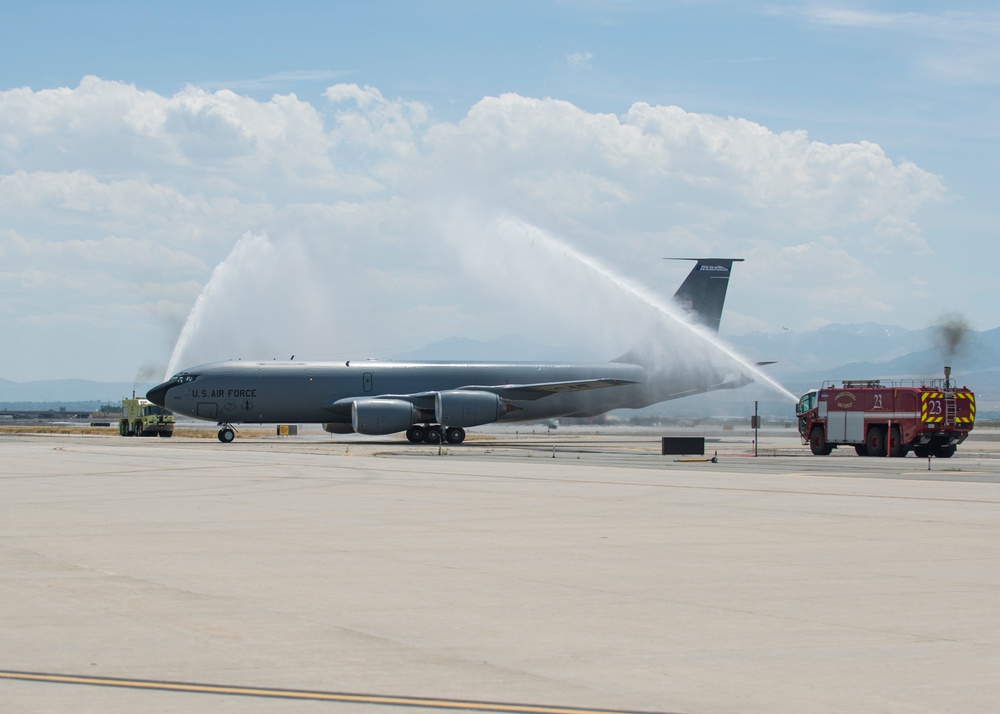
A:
[796, 368, 975, 457]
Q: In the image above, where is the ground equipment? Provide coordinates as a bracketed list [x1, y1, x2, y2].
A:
[120, 395, 175, 437]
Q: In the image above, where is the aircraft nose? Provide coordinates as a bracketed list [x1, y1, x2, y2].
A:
[146, 380, 173, 407]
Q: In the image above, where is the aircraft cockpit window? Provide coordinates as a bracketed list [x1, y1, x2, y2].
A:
[170, 374, 198, 384]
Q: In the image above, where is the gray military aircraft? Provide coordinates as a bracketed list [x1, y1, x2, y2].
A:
[148, 258, 748, 443]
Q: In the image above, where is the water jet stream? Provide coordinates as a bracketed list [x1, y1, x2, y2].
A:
[165, 232, 273, 378]
[498, 218, 798, 402]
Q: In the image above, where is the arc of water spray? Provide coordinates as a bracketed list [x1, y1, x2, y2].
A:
[165, 280, 216, 379]
[165, 232, 272, 378]
[505, 219, 798, 402]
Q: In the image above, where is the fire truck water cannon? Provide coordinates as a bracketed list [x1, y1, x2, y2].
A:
[795, 366, 974, 458]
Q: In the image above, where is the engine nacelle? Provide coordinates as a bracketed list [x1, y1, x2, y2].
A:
[435, 390, 505, 428]
[352, 399, 418, 435]
[322, 421, 354, 434]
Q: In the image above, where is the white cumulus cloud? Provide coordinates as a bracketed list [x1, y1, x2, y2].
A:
[0, 78, 949, 380]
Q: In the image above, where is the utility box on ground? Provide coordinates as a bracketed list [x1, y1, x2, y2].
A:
[661, 437, 705, 456]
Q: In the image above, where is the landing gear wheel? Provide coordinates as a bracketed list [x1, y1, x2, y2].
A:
[424, 426, 443, 444]
[406, 425, 426, 443]
[888, 425, 905, 457]
[218, 426, 235, 443]
[866, 425, 886, 457]
[445, 427, 466, 445]
[809, 427, 832, 455]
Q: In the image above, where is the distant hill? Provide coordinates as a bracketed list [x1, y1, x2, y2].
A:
[727, 322, 945, 374]
[721, 324, 1000, 417]
[0, 378, 153, 408]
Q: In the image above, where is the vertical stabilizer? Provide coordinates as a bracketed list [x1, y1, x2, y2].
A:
[669, 258, 743, 332]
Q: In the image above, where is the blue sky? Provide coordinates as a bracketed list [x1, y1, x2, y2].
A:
[8, 2, 996, 141]
[1, 2, 998, 381]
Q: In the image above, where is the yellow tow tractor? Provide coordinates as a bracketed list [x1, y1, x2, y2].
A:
[120, 395, 175, 437]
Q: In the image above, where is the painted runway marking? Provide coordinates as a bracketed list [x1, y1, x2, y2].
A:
[0, 670, 672, 714]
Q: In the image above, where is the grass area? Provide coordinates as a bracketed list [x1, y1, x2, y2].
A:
[0, 425, 120, 436]
[0, 425, 296, 439]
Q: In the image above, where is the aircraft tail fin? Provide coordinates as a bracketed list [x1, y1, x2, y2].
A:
[669, 258, 744, 332]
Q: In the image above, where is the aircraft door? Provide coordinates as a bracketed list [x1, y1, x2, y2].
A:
[363, 372, 373, 393]
[197, 402, 218, 420]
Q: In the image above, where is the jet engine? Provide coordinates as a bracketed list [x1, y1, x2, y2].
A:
[352, 399, 419, 435]
[322, 421, 354, 434]
[435, 390, 506, 428]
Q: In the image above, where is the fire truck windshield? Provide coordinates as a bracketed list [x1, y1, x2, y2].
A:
[796, 391, 817, 415]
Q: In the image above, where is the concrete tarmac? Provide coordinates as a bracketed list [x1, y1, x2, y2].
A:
[2, 428, 1000, 713]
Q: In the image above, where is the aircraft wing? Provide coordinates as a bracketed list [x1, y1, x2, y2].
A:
[324, 378, 636, 414]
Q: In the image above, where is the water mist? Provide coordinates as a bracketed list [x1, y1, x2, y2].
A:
[472, 217, 798, 402]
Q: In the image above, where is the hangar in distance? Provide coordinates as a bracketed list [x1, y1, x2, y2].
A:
[148, 258, 749, 443]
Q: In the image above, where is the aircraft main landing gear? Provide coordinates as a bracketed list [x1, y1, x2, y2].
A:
[217, 425, 236, 443]
[405, 424, 465, 445]
[406, 425, 426, 443]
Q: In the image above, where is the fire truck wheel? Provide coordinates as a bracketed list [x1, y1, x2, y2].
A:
[854, 445, 867, 456]
[888, 425, 905, 458]
[809, 427, 832, 456]
[913, 445, 930, 458]
[933, 443, 956, 459]
[866, 426, 887, 457]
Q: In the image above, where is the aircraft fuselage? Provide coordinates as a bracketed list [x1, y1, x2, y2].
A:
[150, 359, 651, 429]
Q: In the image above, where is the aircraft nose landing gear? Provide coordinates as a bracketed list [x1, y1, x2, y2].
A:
[217, 425, 236, 443]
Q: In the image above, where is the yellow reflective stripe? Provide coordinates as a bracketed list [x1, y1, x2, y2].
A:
[920, 391, 934, 421]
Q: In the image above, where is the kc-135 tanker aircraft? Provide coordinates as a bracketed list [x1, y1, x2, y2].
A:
[148, 259, 749, 443]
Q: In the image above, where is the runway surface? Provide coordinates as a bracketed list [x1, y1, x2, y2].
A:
[2, 428, 999, 712]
